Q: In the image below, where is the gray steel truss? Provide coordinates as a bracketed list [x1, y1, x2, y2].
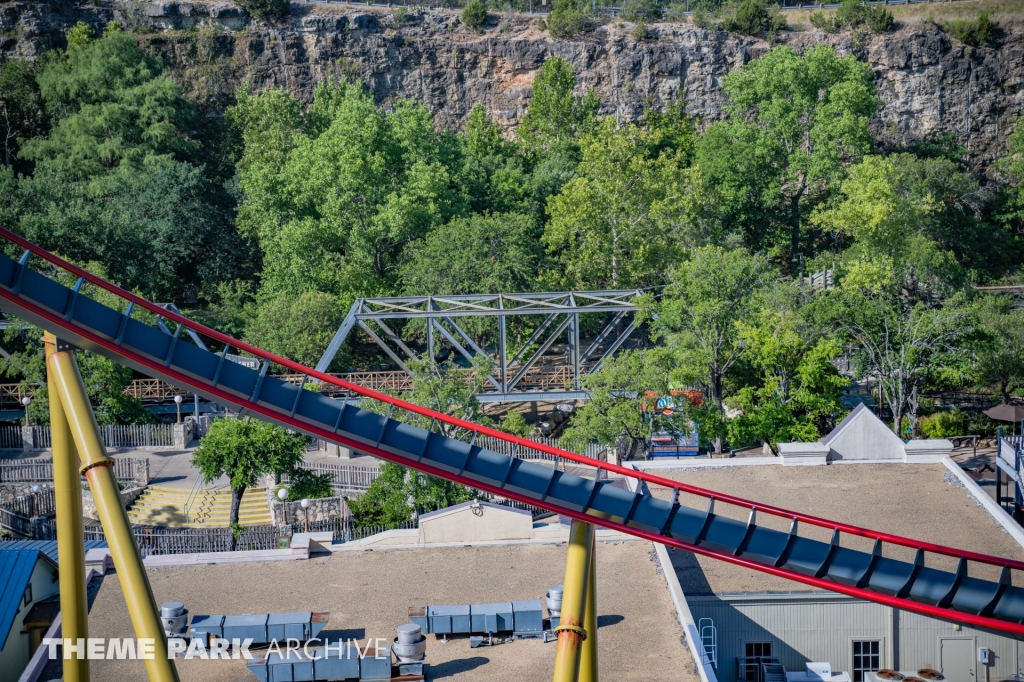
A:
[316, 291, 645, 402]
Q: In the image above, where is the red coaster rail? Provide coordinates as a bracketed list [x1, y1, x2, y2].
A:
[1, 226, 1024, 636]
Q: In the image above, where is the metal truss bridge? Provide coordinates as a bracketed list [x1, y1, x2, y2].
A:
[317, 291, 645, 402]
[3, 227, 1024, 637]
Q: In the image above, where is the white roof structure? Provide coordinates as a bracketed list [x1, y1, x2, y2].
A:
[820, 402, 905, 461]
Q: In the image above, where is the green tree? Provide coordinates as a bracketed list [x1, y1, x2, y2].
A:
[17, 160, 245, 301]
[191, 418, 309, 549]
[727, 306, 847, 448]
[648, 246, 777, 453]
[0, 59, 45, 171]
[400, 213, 545, 295]
[563, 348, 688, 460]
[347, 461, 474, 528]
[543, 118, 691, 289]
[461, 104, 532, 216]
[546, 0, 588, 39]
[811, 154, 964, 297]
[244, 291, 347, 368]
[231, 80, 464, 300]
[996, 116, 1024, 234]
[971, 295, 1024, 404]
[462, 0, 487, 32]
[349, 358, 488, 527]
[695, 45, 878, 272]
[518, 57, 598, 157]
[814, 288, 972, 436]
[22, 27, 196, 180]
[235, 0, 290, 21]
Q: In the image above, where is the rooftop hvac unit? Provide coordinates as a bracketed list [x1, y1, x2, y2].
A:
[246, 644, 401, 682]
[409, 599, 544, 639]
[190, 611, 329, 645]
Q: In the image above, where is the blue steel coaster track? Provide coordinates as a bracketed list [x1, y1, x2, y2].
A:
[1, 226, 1024, 636]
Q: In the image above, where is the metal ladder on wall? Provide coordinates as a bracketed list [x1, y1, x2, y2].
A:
[4, 226, 1024, 635]
[698, 617, 717, 669]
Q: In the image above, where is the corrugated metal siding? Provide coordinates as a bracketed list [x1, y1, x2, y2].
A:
[688, 594, 1022, 682]
[0, 550, 39, 651]
[0, 539, 108, 564]
[896, 609, 1020, 678]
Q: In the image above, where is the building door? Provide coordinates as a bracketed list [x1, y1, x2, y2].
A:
[939, 638, 976, 682]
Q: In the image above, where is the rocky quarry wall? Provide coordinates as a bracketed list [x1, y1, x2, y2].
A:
[1, 0, 1022, 169]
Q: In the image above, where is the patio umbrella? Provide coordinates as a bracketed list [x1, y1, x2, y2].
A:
[983, 404, 1024, 423]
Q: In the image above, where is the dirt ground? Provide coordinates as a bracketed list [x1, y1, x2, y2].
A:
[647, 462, 1024, 593]
[58, 541, 697, 682]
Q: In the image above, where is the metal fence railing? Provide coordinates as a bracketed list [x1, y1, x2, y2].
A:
[38, 517, 424, 555]
[0, 423, 172, 450]
[291, 462, 382, 493]
[476, 434, 607, 462]
[0, 456, 149, 485]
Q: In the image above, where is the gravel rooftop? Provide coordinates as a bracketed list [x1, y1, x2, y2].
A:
[647, 463, 1024, 594]
[72, 541, 697, 682]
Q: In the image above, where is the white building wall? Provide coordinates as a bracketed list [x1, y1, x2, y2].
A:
[688, 594, 1022, 682]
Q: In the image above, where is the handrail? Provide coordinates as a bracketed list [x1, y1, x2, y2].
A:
[181, 473, 204, 525]
[4, 225, 1024, 571]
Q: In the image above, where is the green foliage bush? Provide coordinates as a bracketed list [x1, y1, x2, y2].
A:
[631, 20, 650, 40]
[235, 0, 290, 21]
[547, 0, 587, 39]
[462, 0, 488, 32]
[918, 410, 967, 439]
[942, 12, 995, 47]
[622, 0, 661, 22]
[811, 0, 892, 33]
[720, 0, 785, 37]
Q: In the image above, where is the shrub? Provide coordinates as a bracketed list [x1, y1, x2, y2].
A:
[942, 12, 995, 46]
[811, 0, 891, 33]
[547, 0, 586, 38]
[809, 10, 843, 32]
[918, 411, 967, 439]
[864, 4, 893, 32]
[235, 0, 290, 21]
[721, 0, 769, 36]
[631, 20, 649, 40]
[622, 0, 661, 22]
[462, 0, 488, 32]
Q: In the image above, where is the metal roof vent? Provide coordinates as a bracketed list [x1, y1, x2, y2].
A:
[546, 585, 563, 620]
[160, 602, 188, 638]
[394, 623, 426, 663]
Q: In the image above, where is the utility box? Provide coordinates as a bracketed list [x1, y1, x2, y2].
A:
[190, 614, 224, 642]
[268, 612, 313, 642]
[512, 600, 543, 633]
[429, 605, 470, 634]
[311, 644, 360, 681]
[409, 607, 429, 634]
[224, 614, 269, 643]
[471, 603, 513, 633]
[358, 645, 392, 680]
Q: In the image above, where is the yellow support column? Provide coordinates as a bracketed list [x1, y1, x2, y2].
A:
[44, 333, 89, 682]
[47, 344, 180, 682]
[552, 520, 595, 682]
[578, 534, 598, 682]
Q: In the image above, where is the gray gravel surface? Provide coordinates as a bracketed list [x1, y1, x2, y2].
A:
[648, 463, 1024, 593]
[80, 541, 697, 682]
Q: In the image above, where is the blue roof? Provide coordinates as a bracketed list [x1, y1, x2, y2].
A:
[0, 540, 107, 564]
[0, 550, 47, 651]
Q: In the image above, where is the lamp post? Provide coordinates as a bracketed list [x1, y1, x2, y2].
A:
[278, 487, 289, 526]
[300, 498, 310, 532]
[21, 395, 31, 426]
[173, 394, 182, 424]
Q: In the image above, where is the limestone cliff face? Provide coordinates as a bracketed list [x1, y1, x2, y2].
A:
[2, 0, 1023, 169]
